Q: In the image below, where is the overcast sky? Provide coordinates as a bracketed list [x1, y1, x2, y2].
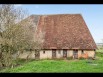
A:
[15, 4, 103, 43]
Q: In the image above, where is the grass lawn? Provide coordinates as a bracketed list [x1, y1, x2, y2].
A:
[0, 49, 103, 73]
[96, 49, 103, 52]
[1, 59, 103, 73]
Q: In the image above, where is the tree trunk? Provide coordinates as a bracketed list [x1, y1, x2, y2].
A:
[26, 51, 32, 61]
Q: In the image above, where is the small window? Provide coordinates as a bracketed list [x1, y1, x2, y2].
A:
[82, 50, 84, 54]
[94, 49, 95, 51]
[43, 51, 45, 54]
[58, 50, 61, 54]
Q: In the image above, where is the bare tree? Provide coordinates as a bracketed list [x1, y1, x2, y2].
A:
[0, 4, 44, 68]
[0, 4, 29, 67]
[0, 5, 33, 67]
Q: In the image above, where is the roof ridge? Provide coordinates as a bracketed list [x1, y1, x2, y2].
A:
[43, 14, 81, 15]
[30, 14, 81, 16]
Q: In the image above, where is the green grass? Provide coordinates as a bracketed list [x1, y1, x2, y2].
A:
[0, 49, 103, 73]
[96, 49, 103, 52]
[1, 59, 103, 73]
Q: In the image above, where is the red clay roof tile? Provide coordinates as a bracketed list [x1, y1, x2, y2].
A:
[36, 14, 97, 49]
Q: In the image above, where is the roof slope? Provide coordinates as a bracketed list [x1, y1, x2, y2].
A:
[20, 15, 40, 27]
[37, 14, 97, 49]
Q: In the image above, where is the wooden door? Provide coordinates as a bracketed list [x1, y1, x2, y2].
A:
[63, 49, 67, 58]
[52, 49, 56, 58]
[73, 50, 78, 59]
[35, 50, 40, 60]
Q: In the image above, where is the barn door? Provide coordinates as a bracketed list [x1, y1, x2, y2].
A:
[73, 50, 78, 59]
[63, 49, 67, 58]
[52, 49, 56, 58]
[35, 50, 40, 60]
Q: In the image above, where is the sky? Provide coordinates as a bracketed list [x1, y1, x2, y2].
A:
[15, 4, 103, 43]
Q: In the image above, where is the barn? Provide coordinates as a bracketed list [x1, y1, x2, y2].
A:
[19, 14, 97, 59]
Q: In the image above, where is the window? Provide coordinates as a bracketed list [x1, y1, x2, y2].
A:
[94, 49, 96, 51]
[43, 51, 45, 54]
[63, 49, 67, 58]
[73, 50, 78, 54]
[82, 50, 84, 54]
[58, 50, 61, 54]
